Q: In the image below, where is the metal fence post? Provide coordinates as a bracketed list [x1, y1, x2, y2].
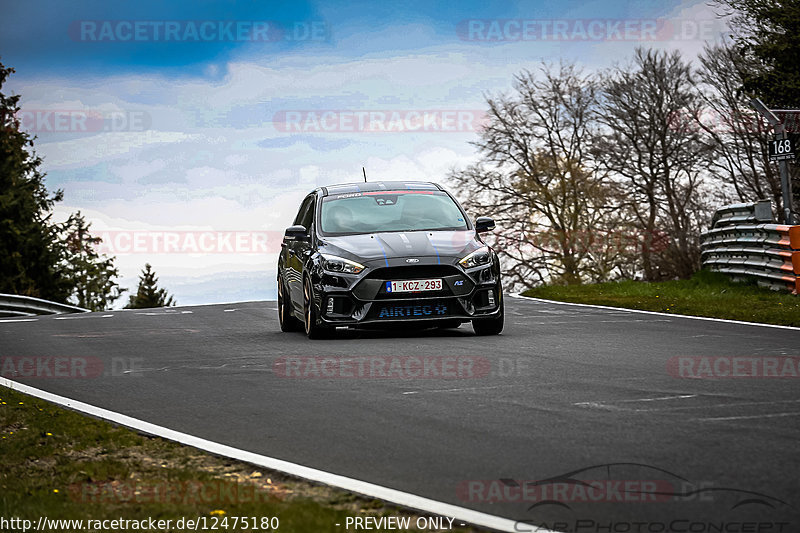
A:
[750, 98, 795, 224]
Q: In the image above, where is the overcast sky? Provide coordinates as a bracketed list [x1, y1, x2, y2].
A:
[1, 0, 731, 306]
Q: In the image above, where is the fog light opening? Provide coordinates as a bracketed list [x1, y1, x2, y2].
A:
[487, 290, 496, 307]
[327, 297, 335, 315]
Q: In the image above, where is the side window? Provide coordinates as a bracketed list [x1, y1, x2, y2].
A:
[293, 196, 314, 227]
[294, 196, 315, 229]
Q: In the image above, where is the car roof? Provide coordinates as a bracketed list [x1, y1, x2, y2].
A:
[320, 181, 443, 197]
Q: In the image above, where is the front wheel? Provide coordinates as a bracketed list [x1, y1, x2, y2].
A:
[472, 291, 504, 336]
[277, 275, 301, 332]
[303, 277, 333, 340]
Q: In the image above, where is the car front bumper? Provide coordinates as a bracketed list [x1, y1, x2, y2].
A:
[309, 258, 502, 328]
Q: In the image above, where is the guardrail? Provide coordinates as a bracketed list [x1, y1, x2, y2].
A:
[0, 294, 90, 317]
[701, 201, 800, 294]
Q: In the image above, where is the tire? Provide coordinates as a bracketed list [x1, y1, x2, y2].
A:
[472, 291, 504, 336]
[303, 277, 333, 340]
[277, 275, 301, 332]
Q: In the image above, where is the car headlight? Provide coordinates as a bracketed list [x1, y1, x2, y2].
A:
[321, 254, 365, 274]
[458, 246, 492, 269]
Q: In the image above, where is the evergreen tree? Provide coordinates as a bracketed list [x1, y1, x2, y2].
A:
[0, 59, 68, 300]
[58, 212, 125, 311]
[125, 264, 175, 309]
[717, 0, 800, 107]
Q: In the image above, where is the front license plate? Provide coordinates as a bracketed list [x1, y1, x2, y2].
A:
[385, 279, 442, 293]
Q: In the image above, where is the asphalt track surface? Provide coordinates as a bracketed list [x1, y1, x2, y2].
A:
[2, 297, 799, 531]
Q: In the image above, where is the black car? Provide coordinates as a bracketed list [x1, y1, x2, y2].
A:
[277, 181, 503, 338]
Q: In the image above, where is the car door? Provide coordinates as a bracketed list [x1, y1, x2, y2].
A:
[287, 195, 316, 313]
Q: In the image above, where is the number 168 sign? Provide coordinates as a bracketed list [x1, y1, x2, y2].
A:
[769, 135, 797, 161]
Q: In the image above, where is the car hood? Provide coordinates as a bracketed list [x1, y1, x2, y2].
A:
[320, 230, 481, 262]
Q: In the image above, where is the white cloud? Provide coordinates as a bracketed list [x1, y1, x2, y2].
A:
[39, 130, 201, 169]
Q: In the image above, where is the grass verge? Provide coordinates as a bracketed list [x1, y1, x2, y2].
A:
[521, 270, 800, 327]
[0, 386, 480, 532]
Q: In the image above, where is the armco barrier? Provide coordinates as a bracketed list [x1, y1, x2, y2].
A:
[0, 294, 89, 317]
[701, 201, 800, 294]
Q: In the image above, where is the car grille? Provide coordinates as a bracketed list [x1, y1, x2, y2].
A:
[354, 265, 473, 301]
[364, 265, 462, 279]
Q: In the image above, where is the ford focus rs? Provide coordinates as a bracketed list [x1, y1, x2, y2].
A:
[277, 181, 503, 339]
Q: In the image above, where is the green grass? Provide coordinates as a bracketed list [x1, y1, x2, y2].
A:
[521, 270, 800, 327]
[0, 387, 480, 532]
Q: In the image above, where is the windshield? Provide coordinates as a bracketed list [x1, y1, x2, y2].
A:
[319, 190, 469, 235]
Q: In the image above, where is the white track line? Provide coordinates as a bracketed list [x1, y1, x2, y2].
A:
[693, 412, 800, 422]
[402, 385, 516, 395]
[0, 377, 549, 533]
[615, 394, 698, 403]
[510, 293, 800, 331]
[115, 300, 272, 311]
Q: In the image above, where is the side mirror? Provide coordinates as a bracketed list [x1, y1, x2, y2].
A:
[284, 225, 309, 241]
[475, 216, 496, 233]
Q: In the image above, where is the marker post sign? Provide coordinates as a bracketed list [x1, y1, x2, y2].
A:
[768, 134, 796, 162]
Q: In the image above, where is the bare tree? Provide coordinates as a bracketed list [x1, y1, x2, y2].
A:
[595, 48, 711, 281]
[450, 62, 623, 289]
[696, 42, 796, 221]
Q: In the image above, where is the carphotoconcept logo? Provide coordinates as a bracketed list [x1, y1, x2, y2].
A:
[457, 463, 791, 511]
[457, 19, 729, 42]
[491, 464, 796, 533]
[272, 110, 488, 133]
[69, 20, 329, 42]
